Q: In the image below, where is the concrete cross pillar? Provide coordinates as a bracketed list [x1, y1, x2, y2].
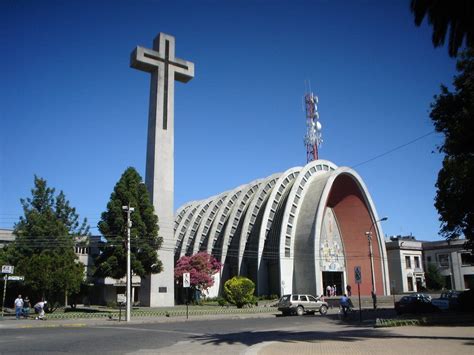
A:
[130, 33, 194, 307]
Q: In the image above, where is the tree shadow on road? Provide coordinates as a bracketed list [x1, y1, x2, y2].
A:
[190, 326, 474, 347]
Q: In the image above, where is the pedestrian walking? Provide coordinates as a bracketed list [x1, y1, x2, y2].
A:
[371, 291, 377, 310]
[34, 300, 47, 320]
[346, 284, 352, 297]
[14, 295, 23, 319]
[22, 297, 31, 319]
[333, 284, 337, 296]
[340, 294, 350, 318]
[326, 284, 332, 297]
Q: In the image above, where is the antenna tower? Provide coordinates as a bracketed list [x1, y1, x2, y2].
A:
[303, 85, 322, 163]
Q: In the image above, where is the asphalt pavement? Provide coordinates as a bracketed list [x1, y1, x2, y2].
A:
[1, 308, 473, 354]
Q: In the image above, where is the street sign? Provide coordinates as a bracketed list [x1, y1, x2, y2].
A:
[183, 272, 190, 288]
[354, 266, 362, 284]
[2, 265, 14, 274]
[117, 293, 126, 304]
[2, 276, 24, 281]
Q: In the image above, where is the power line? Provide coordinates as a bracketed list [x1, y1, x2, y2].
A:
[351, 130, 437, 169]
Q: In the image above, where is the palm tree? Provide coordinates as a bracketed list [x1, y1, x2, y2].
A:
[411, 0, 474, 57]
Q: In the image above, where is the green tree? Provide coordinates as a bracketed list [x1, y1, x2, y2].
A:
[223, 276, 255, 308]
[425, 263, 445, 290]
[411, 0, 474, 57]
[4, 176, 88, 305]
[429, 49, 474, 251]
[94, 167, 162, 279]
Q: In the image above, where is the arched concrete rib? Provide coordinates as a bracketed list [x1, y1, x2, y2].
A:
[174, 201, 202, 257]
[238, 173, 281, 275]
[290, 170, 334, 296]
[257, 167, 301, 296]
[313, 167, 390, 296]
[207, 184, 246, 260]
[174, 202, 194, 233]
[219, 179, 262, 271]
[192, 192, 229, 255]
[279, 160, 337, 295]
[179, 196, 215, 257]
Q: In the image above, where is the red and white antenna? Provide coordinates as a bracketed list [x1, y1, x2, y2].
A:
[303, 83, 322, 163]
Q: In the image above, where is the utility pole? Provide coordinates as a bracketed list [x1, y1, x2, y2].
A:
[366, 216, 388, 310]
[122, 204, 135, 322]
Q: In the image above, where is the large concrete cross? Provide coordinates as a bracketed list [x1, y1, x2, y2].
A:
[130, 33, 194, 307]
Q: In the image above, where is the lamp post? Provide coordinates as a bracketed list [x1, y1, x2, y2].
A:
[122, 204, 135, 322]
[366, 216, 387, 310]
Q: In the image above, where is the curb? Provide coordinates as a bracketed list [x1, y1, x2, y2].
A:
[44, 306, 277, 320]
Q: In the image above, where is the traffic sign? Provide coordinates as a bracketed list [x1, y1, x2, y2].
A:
[2, 265, 14, 274]
[183, 272, 190, 288]
[117, 293, 126, 304]
[2, 276, 24, 281]
[354, 266, 362, 284]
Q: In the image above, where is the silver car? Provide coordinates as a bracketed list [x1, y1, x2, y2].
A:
[278, 294, 328, 316]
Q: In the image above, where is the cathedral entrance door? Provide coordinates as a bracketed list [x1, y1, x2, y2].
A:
[322, 271, 343, 296]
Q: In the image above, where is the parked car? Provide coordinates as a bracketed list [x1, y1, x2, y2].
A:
[431, 290, 461, 311]
[278, 294, 328, 316]
[395, 294, 438, 315]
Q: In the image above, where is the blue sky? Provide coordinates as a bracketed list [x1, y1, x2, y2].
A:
[0, 0, 457, 240]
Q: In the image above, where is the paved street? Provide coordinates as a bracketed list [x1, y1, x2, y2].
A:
[1, 312, 473, 354]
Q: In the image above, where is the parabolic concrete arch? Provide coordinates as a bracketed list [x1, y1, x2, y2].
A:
[174, 160, 390, 299]
[315, 167, 390, 296]
[220, 179, 262, 279]
[238, 173, 281, 276]
[192, 192, 228, 254]
[174, 202, 193, 233]
[179, 197, 214, 257]
[174, 201, 201, 259]
[257, 167, 301, 296]
[280, 159, 338, 295]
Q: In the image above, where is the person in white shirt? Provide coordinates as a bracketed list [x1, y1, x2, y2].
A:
[34, 301, 47, 320]
[14, 295, 23, 319]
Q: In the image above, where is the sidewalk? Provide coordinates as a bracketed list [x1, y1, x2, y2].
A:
[0, 309, 280, 330]
[249, 325, 474, 355]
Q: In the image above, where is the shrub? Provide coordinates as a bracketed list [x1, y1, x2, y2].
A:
[224, 276, 255, 308]
[216, 297, 227, 307]
[106, 301, 117, 309]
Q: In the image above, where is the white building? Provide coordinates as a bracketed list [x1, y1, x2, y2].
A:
[0, 228, 15, 248]
[422, 239, 474, 290]
[385, 235, 425, 293]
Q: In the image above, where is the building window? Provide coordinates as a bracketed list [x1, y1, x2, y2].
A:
[426, 256, 432, 263]
[405, 256, 411, 268]
[407, 276, 414, 291]
[414, 256, 420, 269]
[438, 254, 449, 268]
[464, 274, 474, 289]
[461, 253, 474, 266]
[444, 276, 452, 289]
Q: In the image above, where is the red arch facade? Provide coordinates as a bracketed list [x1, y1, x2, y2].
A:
[327, 174, 385, 295]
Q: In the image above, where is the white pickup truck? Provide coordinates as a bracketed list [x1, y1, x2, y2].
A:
[431, 290, 461, 310]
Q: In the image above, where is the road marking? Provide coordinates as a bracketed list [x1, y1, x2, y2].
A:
[95, 326, 204, 336]
[19, 323, 86, 329]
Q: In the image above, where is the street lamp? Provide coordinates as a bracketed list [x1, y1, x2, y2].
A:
[122, 204, 135, 322]
[365, 216, 387, 310]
